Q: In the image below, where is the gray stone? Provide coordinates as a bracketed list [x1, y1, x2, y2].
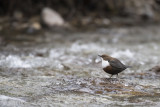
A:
[41, 7, 65, 27]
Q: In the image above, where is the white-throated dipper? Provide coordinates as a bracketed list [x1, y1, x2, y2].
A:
[98, 54, 131, 79]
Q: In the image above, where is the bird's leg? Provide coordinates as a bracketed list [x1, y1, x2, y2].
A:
[116, 74, 118, 78]
[106, 75, 113, 83]
[109, 74, 113, 79]
[116, 74, 120, 82]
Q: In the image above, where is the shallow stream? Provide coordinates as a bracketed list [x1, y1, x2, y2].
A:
[0, 26, 160, 106]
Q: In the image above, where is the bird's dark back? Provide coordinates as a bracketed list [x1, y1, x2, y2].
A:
[108, 58, 127, 70]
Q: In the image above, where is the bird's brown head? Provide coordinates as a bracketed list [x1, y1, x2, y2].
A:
[98, 54, 112, 61]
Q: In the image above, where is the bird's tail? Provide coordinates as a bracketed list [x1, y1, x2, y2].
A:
[126, 66, 132, 68]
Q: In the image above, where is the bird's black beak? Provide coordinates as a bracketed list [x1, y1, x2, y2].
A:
[98, 55, 102, 57]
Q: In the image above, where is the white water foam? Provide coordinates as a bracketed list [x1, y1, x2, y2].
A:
[111, 49, 134, 58]
[0, 55, 31, 68]
[0, 95, 25, 102]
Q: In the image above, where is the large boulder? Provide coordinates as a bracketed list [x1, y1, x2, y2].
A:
[41, 7, 65, 27]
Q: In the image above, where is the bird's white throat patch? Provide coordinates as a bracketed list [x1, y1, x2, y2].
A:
[101, 58, 110, 68]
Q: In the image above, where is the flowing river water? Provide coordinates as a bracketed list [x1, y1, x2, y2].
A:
[0, 25, 160, 107]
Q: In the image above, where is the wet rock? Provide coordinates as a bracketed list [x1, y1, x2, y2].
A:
[149, 65, 160, 73]
[26, 22, 41, 34]
[30, 22, 41, 30]
[25, 16, 42, 33]
[29, 16, 41, 30]
[35, 53, 45, 57]
[41, 7, 65, 27]
[81, 17, 92, 25]
[94, 18, 111, 26]
[61, 64, 70, 70]
[13, 11, 23, 21]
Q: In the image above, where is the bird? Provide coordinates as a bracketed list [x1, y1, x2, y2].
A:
[98, 54, 131, 79]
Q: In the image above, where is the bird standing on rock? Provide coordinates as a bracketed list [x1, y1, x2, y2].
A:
[98, 54, 131, 79]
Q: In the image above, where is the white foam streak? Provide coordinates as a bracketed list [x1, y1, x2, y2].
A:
[111, 49, 134, 58]
[0, 55, 31, 68]
[0, 95, 25, 102]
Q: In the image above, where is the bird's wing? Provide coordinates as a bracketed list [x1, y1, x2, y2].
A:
[108, 59, 126, 69]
